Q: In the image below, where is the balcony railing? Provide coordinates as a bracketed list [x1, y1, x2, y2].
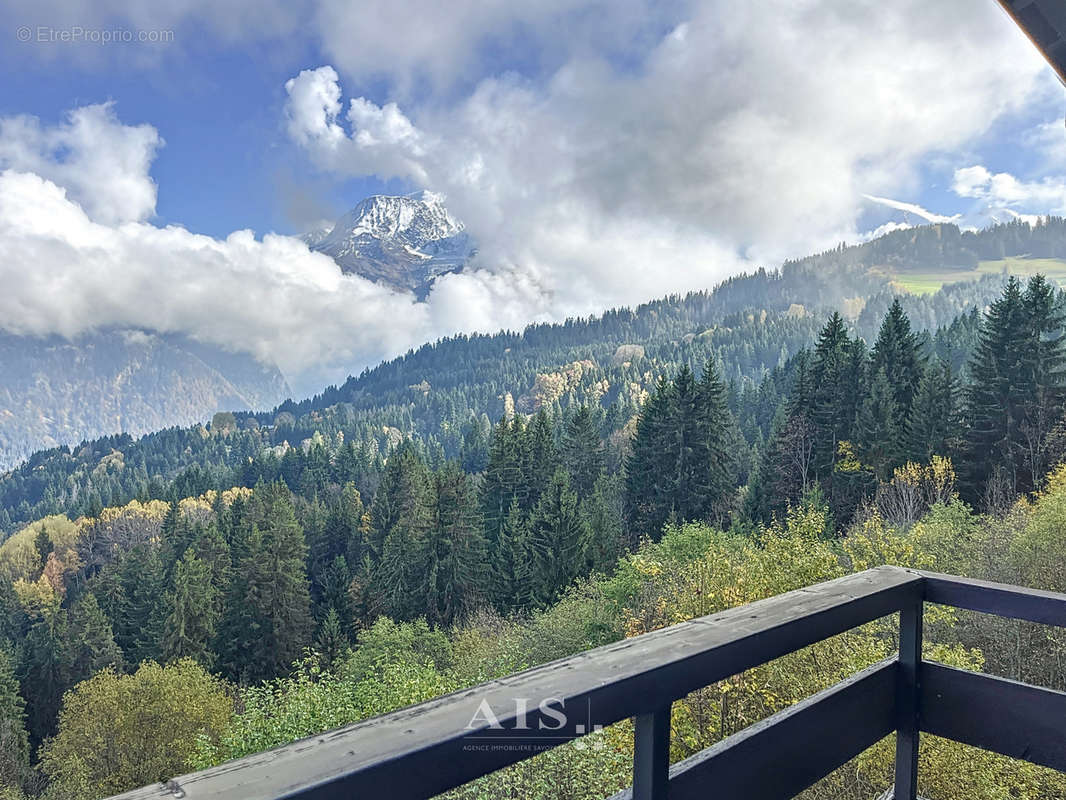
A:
[108, 565, 1066, 800]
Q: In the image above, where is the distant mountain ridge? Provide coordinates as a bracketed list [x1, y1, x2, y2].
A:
[303, 191, 476, 296]
[0, 331, 290, 470]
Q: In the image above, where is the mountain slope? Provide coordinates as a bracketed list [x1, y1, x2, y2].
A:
[0, 219, 1061, 531]
[305, 191, 475, 295]
[0, 331, 290, 469]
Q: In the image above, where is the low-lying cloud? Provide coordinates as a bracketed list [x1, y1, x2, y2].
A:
[0, 0, 1062, 396]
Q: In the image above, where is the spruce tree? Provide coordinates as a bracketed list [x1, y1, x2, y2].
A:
[693, 359, 739, 523]
[217, 483, 314, 683]
[314, 608, 348, 673]
[965, 277, 1032, 499]
[481, 418, 528, 545]
[424, 463, 485, 626]
[251, 484, 314, 680]
[64, 593, 122, 687]
[856, 368, 901, 478]
[370, 442, 433, 562]
[870, 298, 925, 423]
[527, 469, 589, 605]
[581, 473, 625, 571]
[0, 648, 28, 793]
[526, 409, 558, 506]
[491, 499, 535, 612]
[162, 550, 219, 667]
[318, 556, 355, 629]
[118, 544, 167, 667]
[908, 359, 960, 463]
[19, 601, 67, 745]
[561, 406, 605, 499]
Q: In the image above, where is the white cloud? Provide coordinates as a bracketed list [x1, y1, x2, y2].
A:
[1, 0, 1064, 395]
[287, 0, 1055, 317]
[0, 169, 436, 391]
[0, 103, 161, 224]
[953, 165, 1066, 214]
[862, 195, 961, 224]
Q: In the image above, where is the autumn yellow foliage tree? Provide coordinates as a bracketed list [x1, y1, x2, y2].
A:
[38, 660, 232, 800]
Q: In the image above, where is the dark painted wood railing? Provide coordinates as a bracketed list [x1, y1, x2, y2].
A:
[107, 566, 1066, 800]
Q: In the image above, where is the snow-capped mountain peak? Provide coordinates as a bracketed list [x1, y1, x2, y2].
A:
[302, 192, 474, 296]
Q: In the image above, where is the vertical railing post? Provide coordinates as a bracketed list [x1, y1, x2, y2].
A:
[894, 598, 923, 800]
[633, 705, 670, 799]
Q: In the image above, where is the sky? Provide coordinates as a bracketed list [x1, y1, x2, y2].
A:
[0, 0, 1064, 395]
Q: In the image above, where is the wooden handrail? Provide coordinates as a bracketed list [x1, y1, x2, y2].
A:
[107, 566, 1066, 800]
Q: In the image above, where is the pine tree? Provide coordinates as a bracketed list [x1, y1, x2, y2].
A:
[491, 499, 535, 612]
[64, 593, 122, 687]
[424, 463, 486, 626]
[118, 544, 167, 667]
[217, 483, 314, 683]
[908, 359, 960, 463]
[314, 608, 348, 673]
[625, 376, 676, 537]
[870, 298, 925, 422]
[856, 368, 901, 478]
[965, 277, 1033, 499]
[527, 469, 589, 605]
[162, 550, 219, 667]
[0, 648, 28, 793]
[561, 406, 605, 499]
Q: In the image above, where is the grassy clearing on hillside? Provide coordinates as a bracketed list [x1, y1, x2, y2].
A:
[889, 257, 1066, 295]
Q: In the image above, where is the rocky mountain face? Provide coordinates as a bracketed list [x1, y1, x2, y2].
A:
[0, 331, 290, 469]
[304, 191, 476, 296]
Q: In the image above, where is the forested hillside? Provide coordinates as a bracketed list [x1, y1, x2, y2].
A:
[2, 219, 1054, 534]
[2, 220, 1066, 799]
[0, 331, 290, 471]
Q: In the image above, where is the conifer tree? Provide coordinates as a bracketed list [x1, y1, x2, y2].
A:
[692, 359, 739, 523]
[314, 608, 348, 673]
[527, 469, 589, 605]
[481, 418, 529, 545]
[118, 544, 167, 666]
[0, 648, 29, 793]
[811, 313, 861, 475]
[217, 483, 314, 683]
[965, 277, 1035, 498]
[526, 410, 558, 506]
[318, 555, 356, 629]
[251, 484, 314, 680]
[424, 463, 485, 626]
[491, 499, 535, 612]
[64, 593, 122, 687]
[908, 359, 960, 463]
[581, 473, 625, 571]
[625, 377, 676, 537]
[370, 442, 433, 562]
[561, 405, 605, 499]
[162, 550, 219, 667]
[870, 298, 925, 423]
[855, 368, 901, 478]
[19, 601, 66, 745]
